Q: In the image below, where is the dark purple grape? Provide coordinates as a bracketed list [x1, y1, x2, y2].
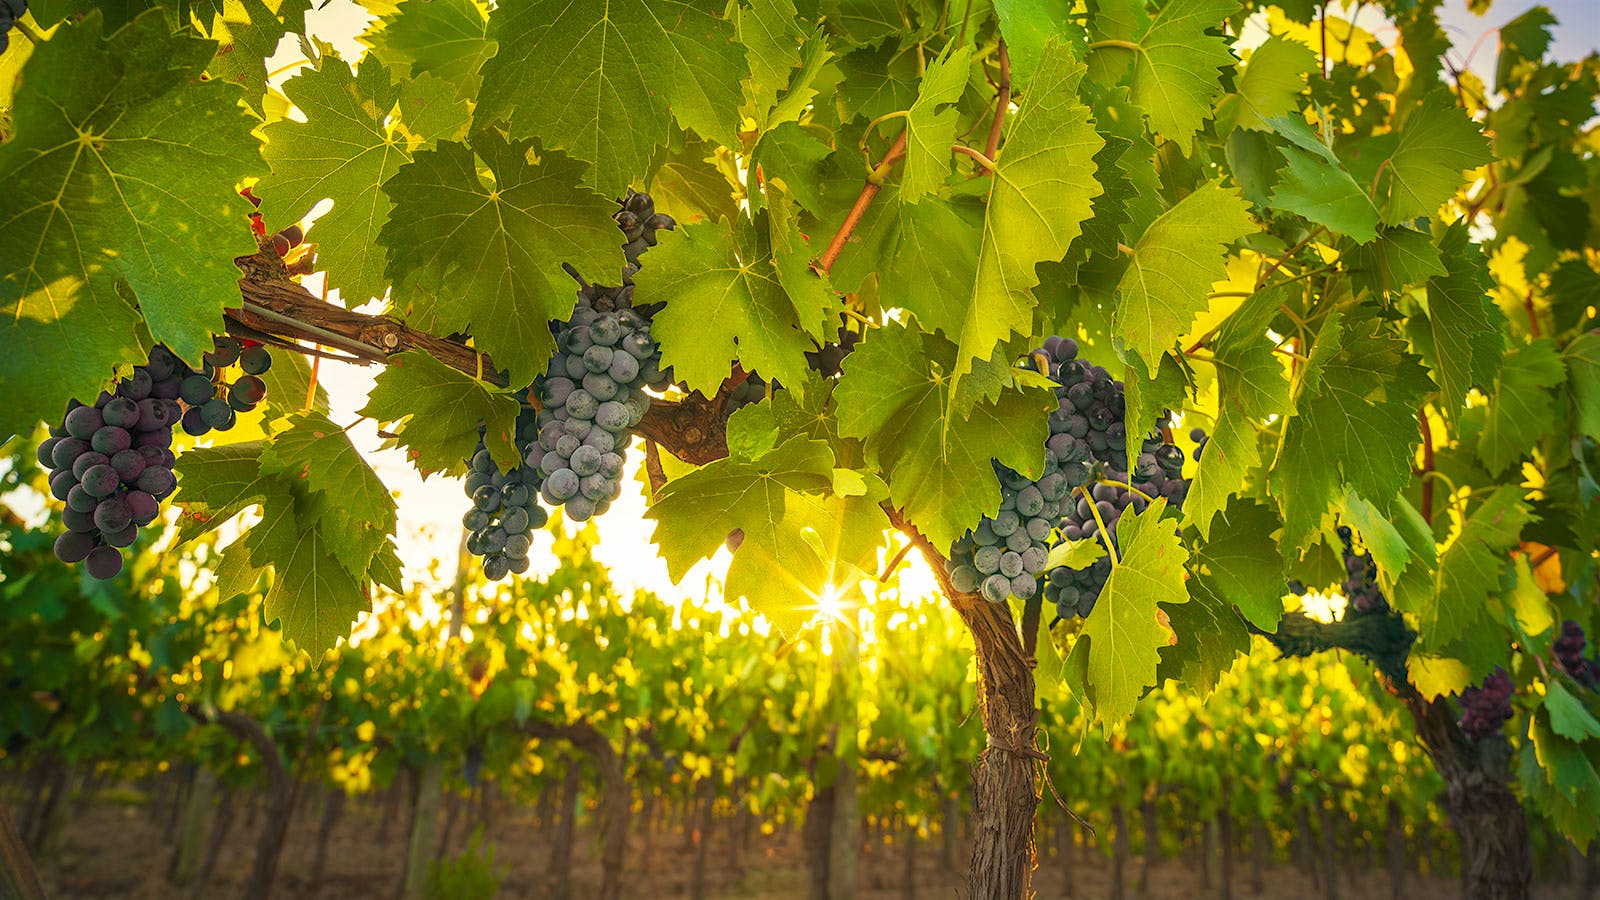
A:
[80, 464, 121, 498]
[101, 397, 140, 429]
[54, 531, 97, 564]
[239, 345, 272, 375]
[93, 496, 133, 533]
[102, 524, 139, 548]
[61, 506, 96, 533]
[90, 426, 131, 456]
[37, 437, 62, 469]
[84, 546, 124, 580]
[135, 466, 176, 498]
[65, 405, 104, 440]
[66, 485, 98, 514]
[51, 438, 89, 470]
[116, 368, 153, 401]
[181, 406, 210, 437]
[179, 375, 214, 405]
[48, 470, 76, 502]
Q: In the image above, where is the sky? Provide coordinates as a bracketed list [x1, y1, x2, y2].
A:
[269, 0, 1597, 609]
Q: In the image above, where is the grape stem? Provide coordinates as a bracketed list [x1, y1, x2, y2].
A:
[981, 40, 1011, 173]
[951, 144, 999, 171]
[1418, 408, 1435, 523]
[1096, 478, 1157, 504]
[815, 131, 908, 275]
[1075, 485, 1120, 566]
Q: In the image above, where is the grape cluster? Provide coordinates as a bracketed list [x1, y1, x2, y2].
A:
[528, 282, 661, 522]
[0, 0, 26, 55]
[805, 318, 861, 378]
[1029, 339, 1189, 620]
[616, 189, 677, 281]
[175, 336, 274, 437]
[1336, 526, 1388, 616]
[36, 338, 272, 579]
[1458, 667, 1515, 740]
[463, 409, 549, 581]
[1554, 620, 1600, 688]
[946, 459, 1073, 604]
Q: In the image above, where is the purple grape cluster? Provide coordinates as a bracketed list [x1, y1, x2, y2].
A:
[463, 408, 547, 581]
[1458, 668, 1515, 740]
[36, 338, 272, 580]
[1337, 526, 1389, 616]
[1031, 340, 1189, 620]
[1554, 620, 1600, 688]
[945, 338, 1103, 604]
[805, 318, 861, 378]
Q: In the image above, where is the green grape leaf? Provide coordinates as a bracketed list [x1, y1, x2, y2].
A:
[1495, 6, 1557, 89]
[1407, 486, 1533, 648]
[994, 0, 1086, 87]
[1080, 499, 1190, 725]
[1270, 312, 1432, 550]
[1565, 333, 1600, 442]
[900, 45, 973, 204]
[1548, 259, 1600, 333]
[1047, 536, 1110, 571]
[1161, 575, 1250, 700]
[1216, 36, 1317, 132]
[737, 0, 806, 125]
[1338, 491, 1435, 593]
[1545, 682, 1600, 743]
[1188, 498, 1285, 631]
[750, 123, 834, 218]
[0, 10, 260, 441]
[1348, 227, 1446, 297]
[215, 538, 265, 601]
[647, 436, 836, 581]
[1358, 95, 1492, 225]
[834, 39, 921, 125]
[653, 136, 745, 225]
[1113, 181, 1256, 368]
[1416, 225, 1506, 417]
[258, 411, 398, 577]
[1270, 145, 1381, 243]
[204, 0, 313, 114]
[1089, 0, 1240, 144]
[257, 56, 411, 304]
[953, 44, 1103, 400]
[1529, 712, 1600, 806]
[379, 133, 621, 387]
[828, 187, 984, 339]
[1518, 737, 1600, 848]
[245, 485, 369, 656]
[358, 351, 523, 478]
[641, 196, 838, 401]
[370, 0, 494, 100]
[835, 323, 1054, 552]
[1479, 339, 1565, 475]
[475, 0, 745, 195]
[1186, 289, 1289, 536]
[173, 442, 274, 544]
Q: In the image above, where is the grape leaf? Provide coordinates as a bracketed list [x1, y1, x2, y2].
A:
[475, 0, 745, 196]
[827, 187, 984, 339]
[1565, 333, 1600, 442]
[994, 0, 1086, 87]
[647, 436, 837, 590]
[257, 56, 411, 305]
[245, 485, 369, 656]
[641, 196, 838, 401]
[952, 43, 1103, 401]
[369, 0, 494, 100]
[1216, 36, 1317, 132]
[1270, 311, 1432, 549]
[1415, 225, 1506, 417]
[1338, 491, 1435, 594]
[1047, 536, 1110, 571]
[0, 10, 260, 441]
[203, 0, 313, 114]
[379, 133, 622, 387]
[1160, 577, 1250, 700]
[258, 411, 398, 577]
[1112, 181, 1256, 369]
[1479, 339, 1565, 475]
[1348, 227, 1446, 297]
[173, 442, 274, 544]
[1357, 94, 1493, 225]
[737, 0, 806, 125]
[751, 123, 834, 217]
[357, 351, 523, 477]
[1080, 498, 1190, 725]
[1185, 289, 1289, 536]
[1410, 486, 1533, 648]
[1519, 735, 1600, 848]
[1270, 145, 1381, 243]
[900, 45, 973, 204]
[1188, 498, 1284, 631]
[1545, 682, 1600, 742]
[835, 323, 1054, 558]
[833, 39, 921, 125]
[1088, 0, 1241, 145]
[1548, 259, 1600, 333]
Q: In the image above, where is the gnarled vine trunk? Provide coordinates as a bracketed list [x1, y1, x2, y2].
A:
[1404, 694, 1531, 900]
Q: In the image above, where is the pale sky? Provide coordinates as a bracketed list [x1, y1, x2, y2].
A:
[272, 0, 1597, 606]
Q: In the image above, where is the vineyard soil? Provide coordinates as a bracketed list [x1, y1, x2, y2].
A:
[17, 791, 1583, 900]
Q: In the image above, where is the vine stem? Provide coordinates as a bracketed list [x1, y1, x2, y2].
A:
[981, 39, 1011, 172]
[1075, 486, 1119, 566]
[1255, 226, 1326, 290]
[1418, 408, 1435, 524]
[815, 131, 908, 275]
